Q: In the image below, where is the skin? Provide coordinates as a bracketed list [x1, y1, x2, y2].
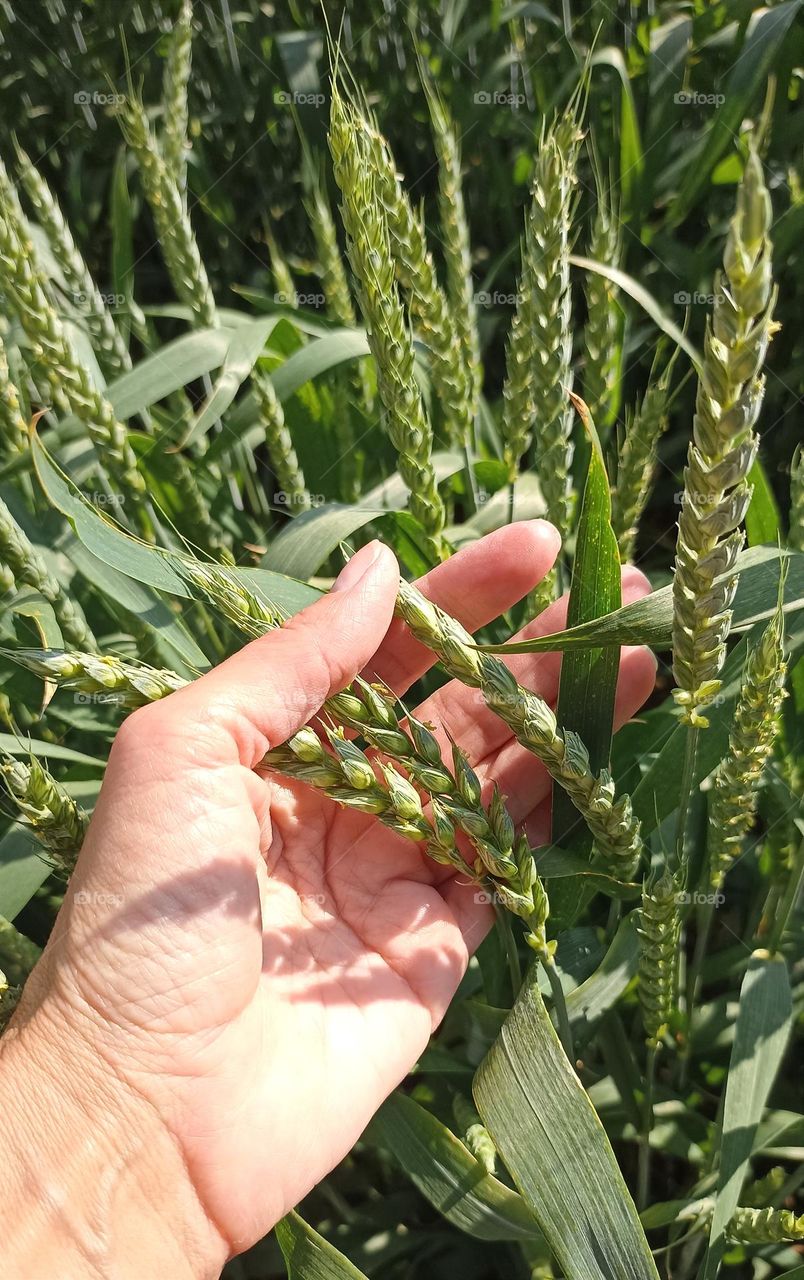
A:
[0, 522, 656, 1276]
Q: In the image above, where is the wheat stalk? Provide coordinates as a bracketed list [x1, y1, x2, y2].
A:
[0, 496, 97, 651]
[0, 160, 147, 517]
[707, 603, 787, 890]
[612, 363, 672, 561]
[3, 647, 187, 705]
[394, 578, 642, 870]
[15, 146, 132, 378]
[264, 222, 296, 308]
[790, 445, 803, 551]
[351, 107, 474, 450]
[1, 753, 89, 872]
[672, 145, 777, 727]
[636, 868, 681, 1047]
[161, 0, 193, 185]
[329, 90, 447, 559]
[726, 1207, 804, 1243]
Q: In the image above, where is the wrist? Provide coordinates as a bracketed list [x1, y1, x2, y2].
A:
[0, 998, 228, 1279]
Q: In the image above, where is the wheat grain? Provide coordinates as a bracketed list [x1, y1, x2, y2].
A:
[636, 868, 681, 1047]
[15, 146, 132, 378]
[0, 495, 97, 651]
[707, 604, 787, 890]
[726, 1207, 804, 1243]
[329, 90, 446, 559]
[612, 364, 672, 561]
[394, 578, 642, 870]
[3, 648, 187, 705]
[1, 754, 89, 872]
[0, 975, 21, 1034]
[161, 0, 193, 185]
[672, 145, 777, 727]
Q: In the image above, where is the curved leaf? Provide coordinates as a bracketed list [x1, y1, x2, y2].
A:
[275, 1212, 368, 1280]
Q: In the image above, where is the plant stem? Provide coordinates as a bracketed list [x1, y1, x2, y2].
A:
[462, 440, 479, 515]
[767, 837, 804, 954]
[543, 954, 574, 1064]
[507, 479, 516, 526]
[675, 723, 699, 872]
[496, 908, 521, 995]
[637, 1044, 658, 1211]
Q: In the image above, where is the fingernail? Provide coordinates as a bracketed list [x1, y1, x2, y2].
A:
[332, 542, 382, 592]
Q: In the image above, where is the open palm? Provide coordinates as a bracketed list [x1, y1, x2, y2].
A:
[20, 523, 655, 1260]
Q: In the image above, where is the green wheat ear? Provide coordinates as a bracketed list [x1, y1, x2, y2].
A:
[0, 332, 29, 454]
[161, 0, 193, 185]
[672, 144, 778, 727]
[707, 599, 787, 891]
[0, 754, 89, 873]
[612, 354, 675, 561]
[636, 867, 681, 1048]
[583, 187, 623, 433]
[329, 88, 447, 561]
[725, 1207, 804, 1243]
[0, 497, 97, 651]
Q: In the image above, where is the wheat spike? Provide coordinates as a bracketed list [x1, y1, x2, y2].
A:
[394, 578, 642, 870]
[452, 1093, 496, 1174]
[0, 495, 97, 651]
[424, 84, 481, 420]
[636, 868, 681, 1047]
[0, 159, 147, 516]
[3, 647, 187, 705]
[15, 146, 132, 378]
[0, 975, 22, 1034]
[0, 331, 29, 454]
[707, 604, 787, 890]
[503, 115, 581, 533]
[161, 0, 193, 185]
[1, 754, 89, 872]
[672, 145, 777, 726]
[304, 169, 356, 329]
[329, 90, 447, 559]
[351, 108, 474, 449]
[583, 190, 622, 432]
[726, 1207, 804, 1243]
[612, 364, 672, 561]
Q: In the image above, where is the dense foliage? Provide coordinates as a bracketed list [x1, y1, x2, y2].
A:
[0, 2, 802, 1277]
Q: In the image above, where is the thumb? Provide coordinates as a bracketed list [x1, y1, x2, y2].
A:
[152, 540, 400, 767]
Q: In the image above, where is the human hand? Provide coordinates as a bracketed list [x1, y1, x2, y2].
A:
[0, 523, 655, 1276]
